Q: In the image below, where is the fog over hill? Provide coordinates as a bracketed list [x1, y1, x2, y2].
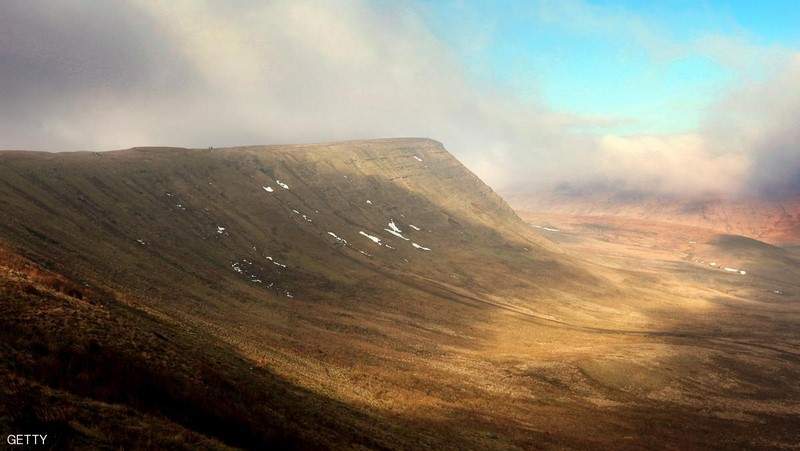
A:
[2, 1, 798, 199]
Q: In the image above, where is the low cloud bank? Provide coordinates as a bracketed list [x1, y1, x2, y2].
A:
[588, 54, 800, 199]
[0, 1, 797, 199]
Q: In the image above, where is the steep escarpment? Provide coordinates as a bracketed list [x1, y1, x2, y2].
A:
[0, 138, 604, 449]
[0, 138, 573, 307]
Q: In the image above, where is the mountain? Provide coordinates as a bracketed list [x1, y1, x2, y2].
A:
[0, 138, 592, 449]
[506, 186, 800, 245]
[2, 139, 799, 449]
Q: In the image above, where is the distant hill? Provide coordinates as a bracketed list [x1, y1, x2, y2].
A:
[506, 186, 800, 245]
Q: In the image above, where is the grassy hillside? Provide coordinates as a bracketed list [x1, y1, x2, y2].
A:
[2, 139, 799, 449]
[0, 139, 600, 449]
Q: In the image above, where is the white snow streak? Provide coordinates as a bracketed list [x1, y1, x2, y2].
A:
[328, 232, 348, 244]
[383, 228, 410, 241]
[359, 231, 382, 245]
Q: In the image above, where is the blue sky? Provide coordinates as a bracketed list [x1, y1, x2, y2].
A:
[417, 0, 800, 134]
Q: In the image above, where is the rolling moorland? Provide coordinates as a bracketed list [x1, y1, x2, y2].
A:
[1, 138, 799, 449]
[506, 187, 800, 246]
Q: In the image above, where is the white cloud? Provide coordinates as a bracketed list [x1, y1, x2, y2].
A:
[597, 134, 748, 195]
[0, 0, 797, 199]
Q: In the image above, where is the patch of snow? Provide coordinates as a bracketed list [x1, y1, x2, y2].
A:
[412, 242, 431, 251]
[291, 209, 312, 222]
[136, 239, 146, 245]
[709, 262, 717, 266]
[385, 244, 395, 250]
[263, 186, 274, 193]
[328, 232, 348, 244]
[276, 180, 289, 190]
[359, 231, 383, 245]
[774, 290, 784, 295]
[217, 226, 226, 234]
[388, 220, 402, 234]
[408, 224, 421, 231]
[723, 267, 746, 275]
[266, 256, 287, 268]
[366, 199, 372, 205]
[384, 228, 410, 241]
[413, 155, 423, 162]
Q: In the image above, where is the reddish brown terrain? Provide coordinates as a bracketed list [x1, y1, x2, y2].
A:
[507, 189, 800, 246]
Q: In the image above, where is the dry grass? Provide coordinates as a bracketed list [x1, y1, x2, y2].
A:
[0, 142, 798, 449]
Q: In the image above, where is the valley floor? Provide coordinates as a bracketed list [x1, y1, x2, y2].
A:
[4, 213, 799, 449]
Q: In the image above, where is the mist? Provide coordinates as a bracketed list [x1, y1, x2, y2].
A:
[0, 0, 797, 198]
